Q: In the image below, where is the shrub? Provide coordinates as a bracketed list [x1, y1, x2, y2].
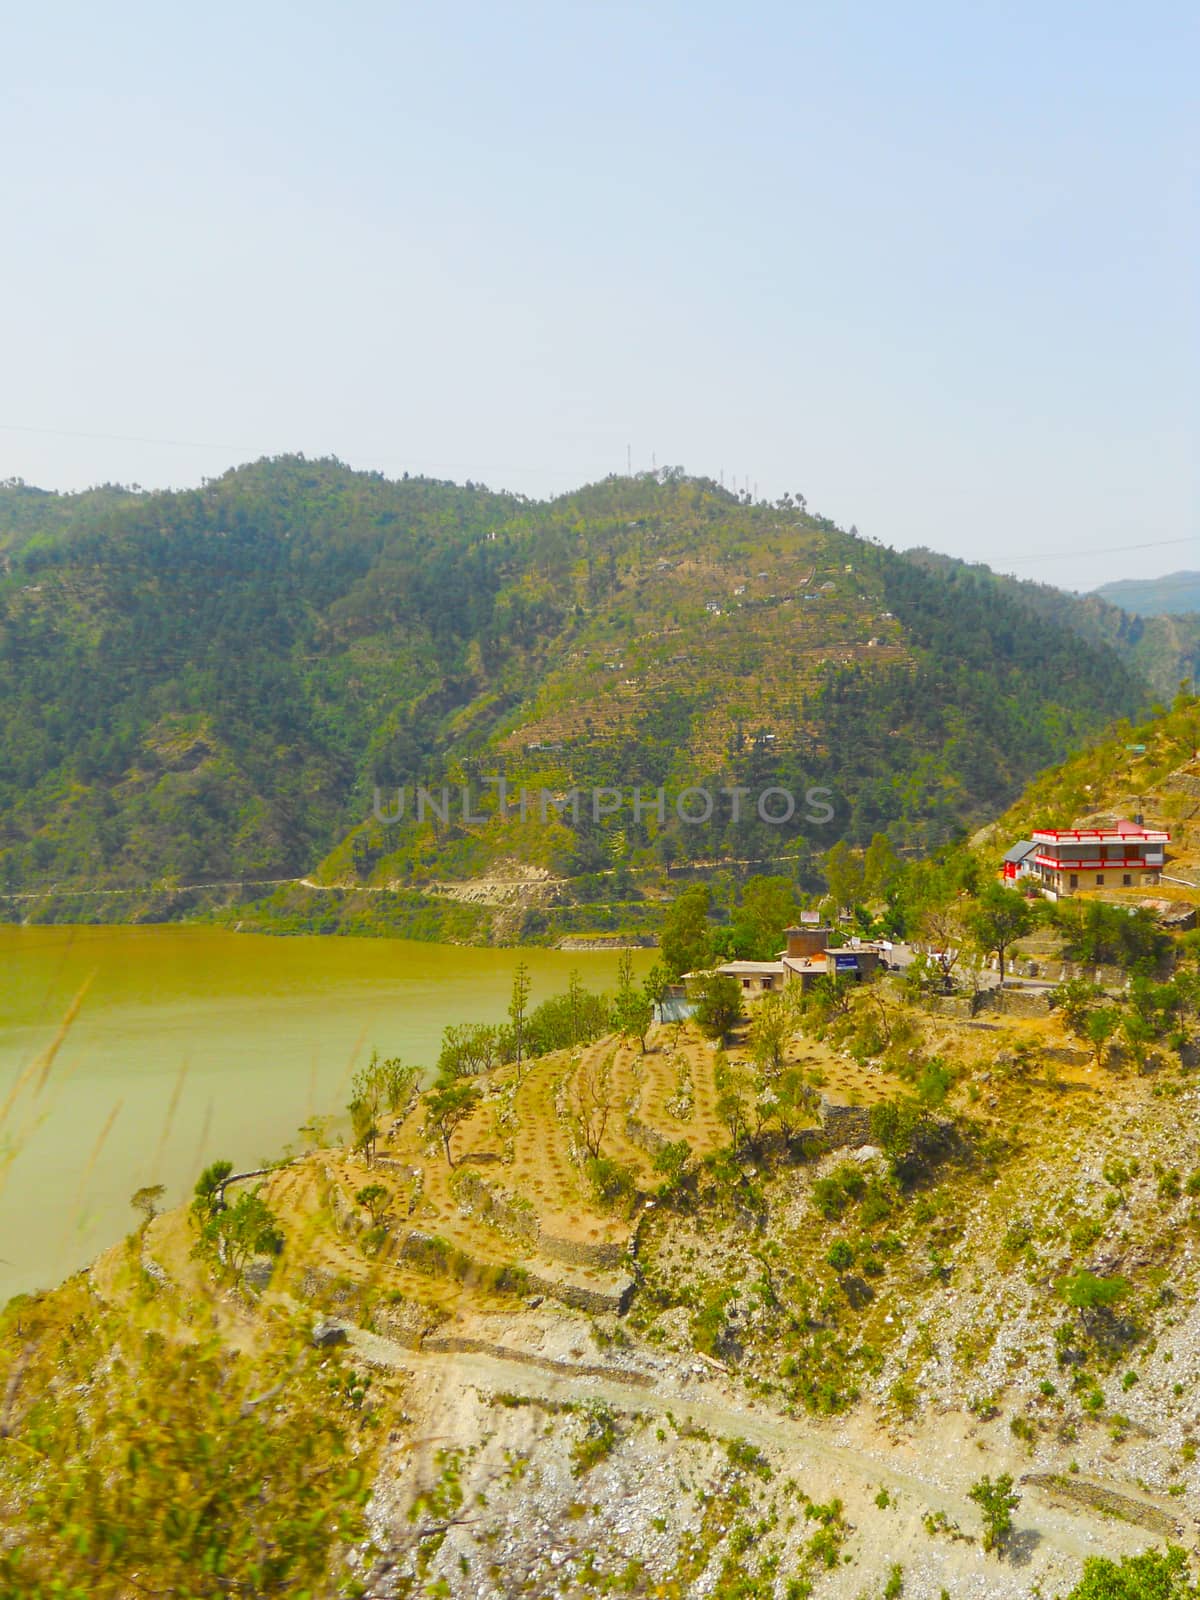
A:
[811, 1163, 867, 1219]
[1058, 1270, 1131, 1322]
[652, 1139, 691, 1191]
[1063, 1546, 1200, 1600]
[826, 1239, 854, 1272]
[890, 1377, 918, 1416]
[570, 1402, 619, 1476]
[725, 1437, 773, 1480]
[585, 1156, 638, 1214]
[691, 972, 744, 1040]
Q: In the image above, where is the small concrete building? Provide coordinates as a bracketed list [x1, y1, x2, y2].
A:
[783, 924, 833, 960]
[781, 943, 884, 991]
[681, 937, 886, 1000]
[1001, 840, 1038, 883]
[711, 959, 787, 995]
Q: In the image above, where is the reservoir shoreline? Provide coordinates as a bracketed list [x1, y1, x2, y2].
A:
[0, 925, 650, 1306]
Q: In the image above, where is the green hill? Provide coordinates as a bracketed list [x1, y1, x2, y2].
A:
[973, 689, 1200, 882]
[0, 457, 1154, 925]
[1095, 569, 1200, 617]
[903, 546, 1200, 699]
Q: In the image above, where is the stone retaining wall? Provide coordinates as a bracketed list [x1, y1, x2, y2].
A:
[370, 1294, 446, 1349]
[817, 1099, 872, 1149]
[624, 1112, 669, 1157]
[324, 1170, 365, 1235]
[1021, 1473, 1180, 1537]
[295, 1264, 365, 1316]
[977, 987, 1055, 1017]
[451, 1170, 540, 1247]
[421, 1335, 654, 1387]
[373, 1157, 421, 1181]
[451, 1168, 630, 1271]
[924, 994, 976, 1019]
[537, 1232, 628, 1271]
[394, 1229, 633, 1314]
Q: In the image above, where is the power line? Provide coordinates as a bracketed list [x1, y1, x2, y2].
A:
[1003, 536, 1197, 566]
[0, 422, 620, 482]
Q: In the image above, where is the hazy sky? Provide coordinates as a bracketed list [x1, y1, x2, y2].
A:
[2, 1, 1195, 589]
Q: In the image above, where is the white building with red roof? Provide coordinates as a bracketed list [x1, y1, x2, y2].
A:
[1028, 820, 1169, 898]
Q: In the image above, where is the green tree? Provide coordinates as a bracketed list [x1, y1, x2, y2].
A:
[379, 1056, 419, 1111]
[692, 971, 743, 1041]
[968, 1472, 1020, 1554]
[423, 1080, 481, 1167]
[768, 1065, 814, 1147]
[200, 1189, 284, 1288]
[349, 1055, 388, 1141]
[1056, 900, 1168, 970]
[750, 989, 792, 1076]
[354, 1183, 391, 1226]
[652, 1138, 691, 1191]
[509, 960, 531, 1081]
[661, 883, 713, 977]
[731, 875, 798, 959]
[966, 882, 1033, 985]
[641, 960, 672, 1010]
[869, 1096, 938, 1184]
[823, 840, 865, 912]
[1055, 977, 1105, 1036]
[191, 1159, 233, 1225]
[716, 1086, 749, 1150]
[438, 1022, 499, 1078]
[612, 948, 654, 1050]
[1058, 1269, 1130, 1332]
[1086, 1005, 1121, 1068]
[566, 968, 588, 1045]
[917, 901, 971, 989]
[1120, 1009, 1155, 1073]
[863, 832, 900, 899]
[349, 1094, 380, 1162]
[130, 1183, 166, 1228]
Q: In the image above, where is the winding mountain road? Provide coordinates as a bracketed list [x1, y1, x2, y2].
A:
[345, 1325, 1168, 1570]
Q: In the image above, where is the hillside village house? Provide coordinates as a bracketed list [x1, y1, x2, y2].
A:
[1017, 820, 1170, 898]
[669, 923, 887, 1015]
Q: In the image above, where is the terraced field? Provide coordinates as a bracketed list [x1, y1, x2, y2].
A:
[126, 1018, 909, 1332]
[339, 1024, 893, 1299]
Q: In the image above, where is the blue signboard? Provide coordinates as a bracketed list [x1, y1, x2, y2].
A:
[832, 952, 860, 972]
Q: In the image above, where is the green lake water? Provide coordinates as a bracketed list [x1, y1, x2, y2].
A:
[0, 926, 648, 1304]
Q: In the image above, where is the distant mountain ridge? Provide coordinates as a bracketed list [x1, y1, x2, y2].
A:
[1094, 569, 1200, 617]
[0, 458, 1156, 922]
[902, 546, 1200, 700]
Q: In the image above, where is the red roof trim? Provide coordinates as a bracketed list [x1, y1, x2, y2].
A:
[1031, 826, 1169, 844]
[1032, 854, 1162, 871]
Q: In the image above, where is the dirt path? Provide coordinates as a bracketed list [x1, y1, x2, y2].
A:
[345, 1328, 1157, 1570]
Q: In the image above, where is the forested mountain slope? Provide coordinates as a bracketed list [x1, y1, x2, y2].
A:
[903, 546, 1200, 700]
[0, 458, 1151, 910]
